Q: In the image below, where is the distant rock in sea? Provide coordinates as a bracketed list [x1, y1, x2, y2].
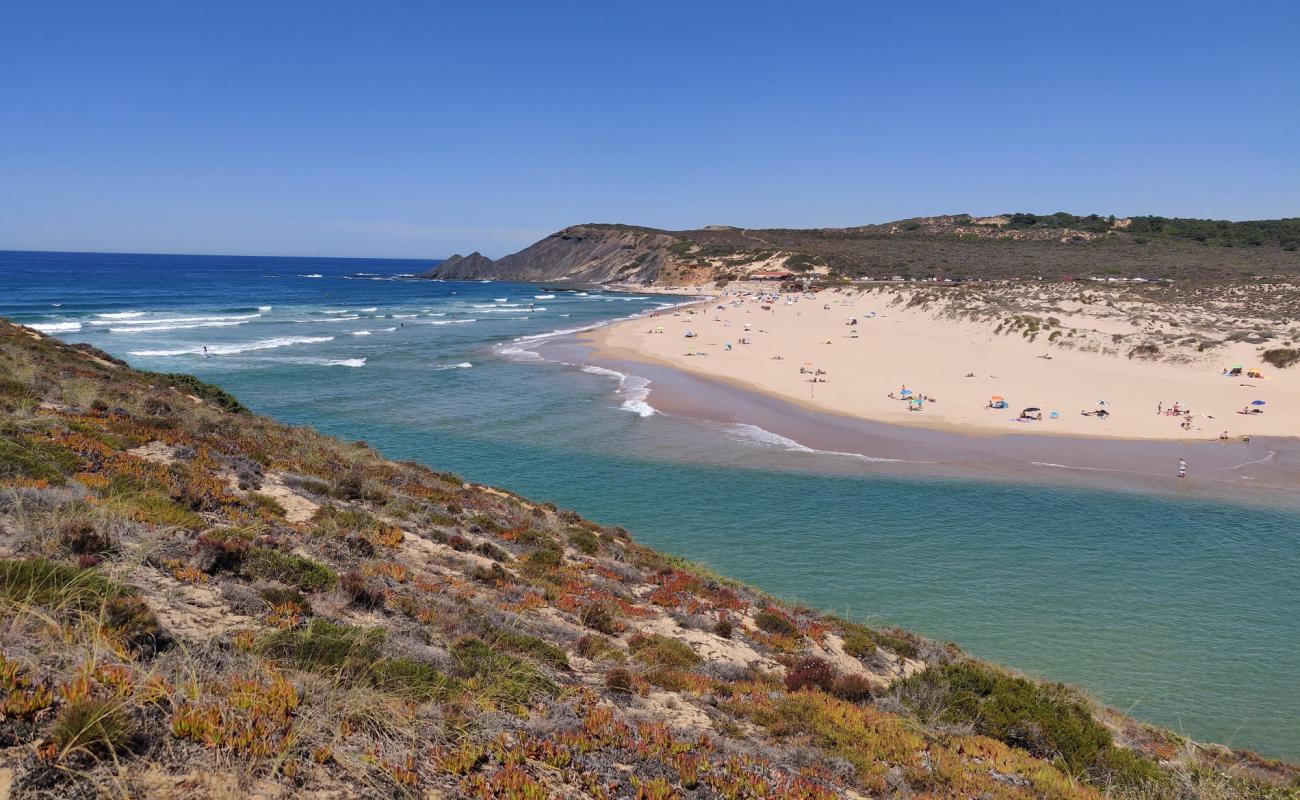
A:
[419, 251, 495, 279]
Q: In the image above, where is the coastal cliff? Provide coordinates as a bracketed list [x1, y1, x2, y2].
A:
[0, 318, 1296, 799]
[421, 215, 1300, 286]
[422, 225, 691, 285]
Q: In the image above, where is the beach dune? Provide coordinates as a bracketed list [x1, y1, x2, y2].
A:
[590, 285, 1300, 442]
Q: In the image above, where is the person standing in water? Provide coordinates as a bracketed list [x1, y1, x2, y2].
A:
[1177, 458, 1187, 478]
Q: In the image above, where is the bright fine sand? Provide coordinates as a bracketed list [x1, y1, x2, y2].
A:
[589, 288, 1300, 441]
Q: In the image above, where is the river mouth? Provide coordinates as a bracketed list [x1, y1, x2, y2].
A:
[539, 334, 1300, 508]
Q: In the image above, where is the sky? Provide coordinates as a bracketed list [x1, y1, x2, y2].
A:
[1, 1, 1298, 259]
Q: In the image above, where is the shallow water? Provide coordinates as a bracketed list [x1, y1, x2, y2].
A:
[2, 250, 1297, 759]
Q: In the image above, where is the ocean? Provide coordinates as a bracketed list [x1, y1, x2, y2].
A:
[2, 249, 1297, 760]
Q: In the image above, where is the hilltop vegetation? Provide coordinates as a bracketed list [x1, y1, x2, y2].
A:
[0, 318, 1296, 799]
[425, 214, 1300, 286]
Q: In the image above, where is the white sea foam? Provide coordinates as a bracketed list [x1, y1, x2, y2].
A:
[87, 313, 260, 327]
[435, 362, 473, 370]
[725, 423, 902, 462]
[423, 319, 477, 325]
[95, 311, 145, 320]
[312, 315, 361, 322]
[351, 330, 371, 336]
[359, 307, 378, 313]
[258, 305, 273, 311]
[392, 314, 418, 318]
[299, 273, 323, 278]
[579, 365, 655, 417]
[494, 298, 507, 302]
[534, 294, 555, 299]
[272, 356, 366, 368]
[129, 335, 334, 357]
[110, 319, 251, 333]
[473, 303, 523, 308]
[321, 309, 349, 314]
[30, 321, 82, 333]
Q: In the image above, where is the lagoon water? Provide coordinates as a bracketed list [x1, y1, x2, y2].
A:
[3, 250, 1298, 759]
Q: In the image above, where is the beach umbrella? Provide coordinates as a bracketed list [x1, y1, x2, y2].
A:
[1022, 407, 1041, 414]
[899, 389, 913, 396]
[1097, 400, 1108, 406]
[1251, 400, 1266, 406]
[990, 395, 1004, 401]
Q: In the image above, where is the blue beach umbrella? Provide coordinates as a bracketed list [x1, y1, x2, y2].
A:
[899, 389, 913, 396]
[1251, 400, 1266, 406]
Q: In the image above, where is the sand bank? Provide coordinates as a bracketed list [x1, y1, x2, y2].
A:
[586, 286, 1300, 442]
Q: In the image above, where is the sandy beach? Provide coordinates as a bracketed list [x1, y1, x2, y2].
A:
[589, 283, 1300, 442]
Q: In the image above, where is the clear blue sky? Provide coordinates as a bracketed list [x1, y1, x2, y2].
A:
[2, 1, 1297, 259]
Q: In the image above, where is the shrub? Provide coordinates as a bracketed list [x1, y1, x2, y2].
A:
[450, 637, 557, 706]
[0, 437, 70, 484]
[243, 492, 287, 518]
[898, 662, 1123, 780]
[840, 622, 919, 660]
[606, 667, 635, 693]
[259, 619, 385, 674]
[785, 657, 835, 693]
[49, 697, 134, 758]
[485, 626, 570, 670]
[1262, 348, 1300, 369]
[58, 520, 112, 556]
[0, 558, 117, 611]
[369, 657, 458, 701]
[260, 586, 309, 613]
[629, 633, 701, 670]
[476, 540, 510, 562]
[830, 673, 878, 702]
[576, 633, 620, 662]
[521, 547, 563, 577]
[339, 570, 385, 609]
[568, 528, 600, 555]
[755, 609, 798, 637]
[579, 602, 621, 634]
[243, 548, 337, 592]
[104, 594, 170, 657]
[142, 372, 246, 413]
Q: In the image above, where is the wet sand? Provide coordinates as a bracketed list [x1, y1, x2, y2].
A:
[541, 335, 1300, 505]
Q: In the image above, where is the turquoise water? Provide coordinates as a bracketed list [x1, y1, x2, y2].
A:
[3, 250, 1297, 759]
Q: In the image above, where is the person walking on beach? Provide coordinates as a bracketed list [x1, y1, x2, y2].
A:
[1177, 458, 1187, 479]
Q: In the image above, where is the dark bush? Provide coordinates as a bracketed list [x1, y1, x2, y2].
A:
[1262, 348, 1299, 369]
[579, 602, 621, 635]
[898, 662, 1135, 781]
[755, 609, 798, 637]
[830, 673, 878, 702]
[785, 657, 835, 693]
[58, 520, 112, 556]
[340, 570, 385, 609]
[104, 594, 170, 657]
[568, 528, 600, 555]
[243, 548, 337, 592]
[605, 667, 635, 693]
[714, 618, 733, 639]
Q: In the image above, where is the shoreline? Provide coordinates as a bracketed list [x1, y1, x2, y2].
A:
[587, 287, 1300, 443]
[488, 284, 1300, 500]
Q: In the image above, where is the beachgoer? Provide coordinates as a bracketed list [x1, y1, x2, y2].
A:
[1177, 458, 1187, 478]
[1157, 402, 1162, 414]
